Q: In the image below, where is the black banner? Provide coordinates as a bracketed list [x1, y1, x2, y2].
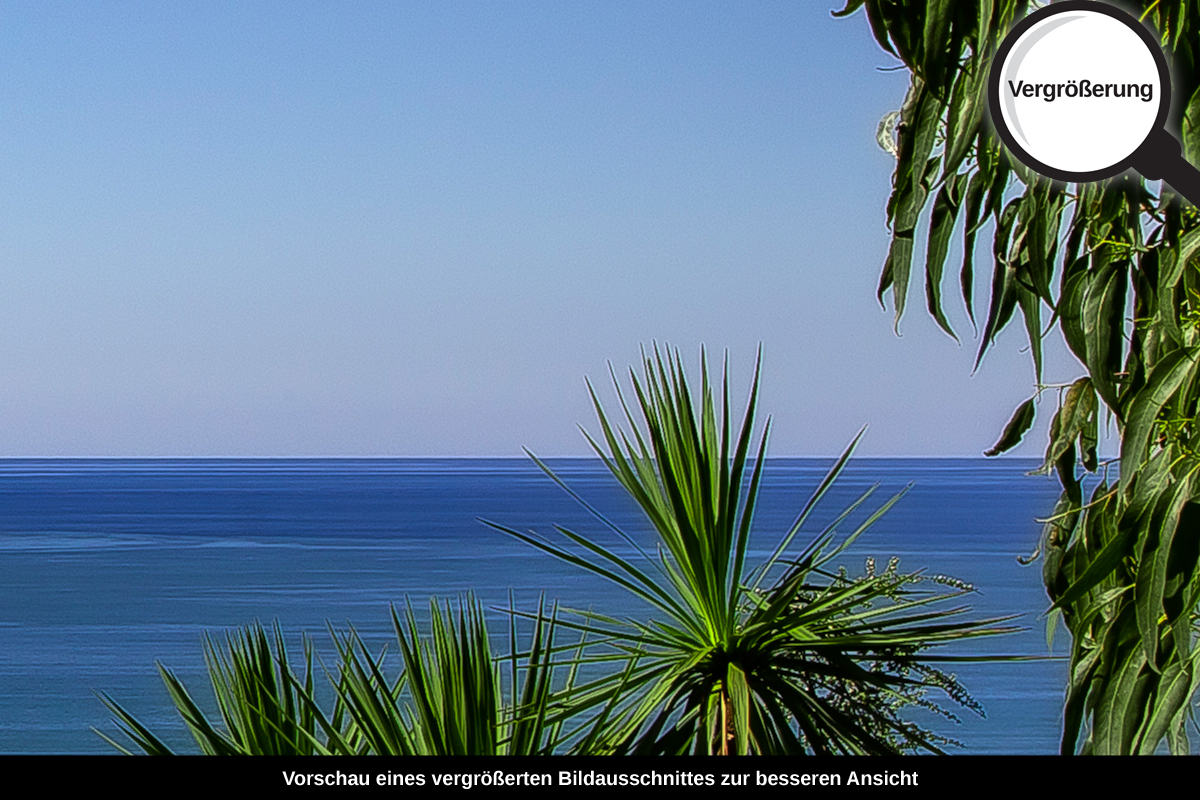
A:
[0, 754, 1168, 793]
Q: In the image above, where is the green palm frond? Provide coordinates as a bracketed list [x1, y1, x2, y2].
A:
[97, 620, 330, 755]
[329, 593, 595, 755]
[486, 344, 1022, 754]
[97, 597, 594, 755]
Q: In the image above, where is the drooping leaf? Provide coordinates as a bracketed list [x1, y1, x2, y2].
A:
[883, 75, 943, 329]
[1134, 473, 1197, 670]
[1120, 346, 1200, 489]
[984, 396, 1036, 457]
[959, 164, 987, 329]
[921, 0, 956, 94]
[941, 58, 987, 179]
[830, 0, 867, 18]
[1017, 281, 1043, 386]
[974, 199, 1021, 370]
[1058, 257, 1090, 366]
[1082, 259, 1129, 416]
[886, 231, 916, 328]
[1042, 378, 1097, 473]
[1136, 659, 1198, 754]
[925, 170, 965, 340]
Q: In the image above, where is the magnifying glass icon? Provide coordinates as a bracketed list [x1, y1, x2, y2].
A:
[988, 0, 1200, 204]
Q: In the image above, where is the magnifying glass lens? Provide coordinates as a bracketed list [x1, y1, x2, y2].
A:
[998, 12, 1161, 174]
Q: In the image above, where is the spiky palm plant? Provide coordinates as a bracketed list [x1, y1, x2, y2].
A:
[97, 597, 586, 755]
[97, 621, 327, 755]
[325, 594, 587, 755]
[487, 346, 1021, 754]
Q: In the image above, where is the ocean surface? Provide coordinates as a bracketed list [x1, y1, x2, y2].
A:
[0, 457, 1075, 755]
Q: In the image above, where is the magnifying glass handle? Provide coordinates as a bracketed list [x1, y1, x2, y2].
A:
[1132, 128, 1200, 208]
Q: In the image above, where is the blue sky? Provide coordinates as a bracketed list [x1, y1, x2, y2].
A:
[0, 2, 1094, 457]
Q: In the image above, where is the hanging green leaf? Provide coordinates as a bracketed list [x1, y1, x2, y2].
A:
[1043, 378, 1098, 473]
[984, 396, 1036, 457]
[924, 171, 965, 340]
[959, 165, 988, 329]
[1082, 260, 1129, 417]
[1120, 346, 1200, 489]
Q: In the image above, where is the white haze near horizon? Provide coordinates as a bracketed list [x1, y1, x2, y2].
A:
[0, 2, 1107, 458]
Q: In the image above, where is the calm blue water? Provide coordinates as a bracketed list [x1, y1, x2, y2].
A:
[0, 457, 1070, 754]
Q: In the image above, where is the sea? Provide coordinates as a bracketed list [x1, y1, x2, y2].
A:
[0, 457, 1077, 755]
